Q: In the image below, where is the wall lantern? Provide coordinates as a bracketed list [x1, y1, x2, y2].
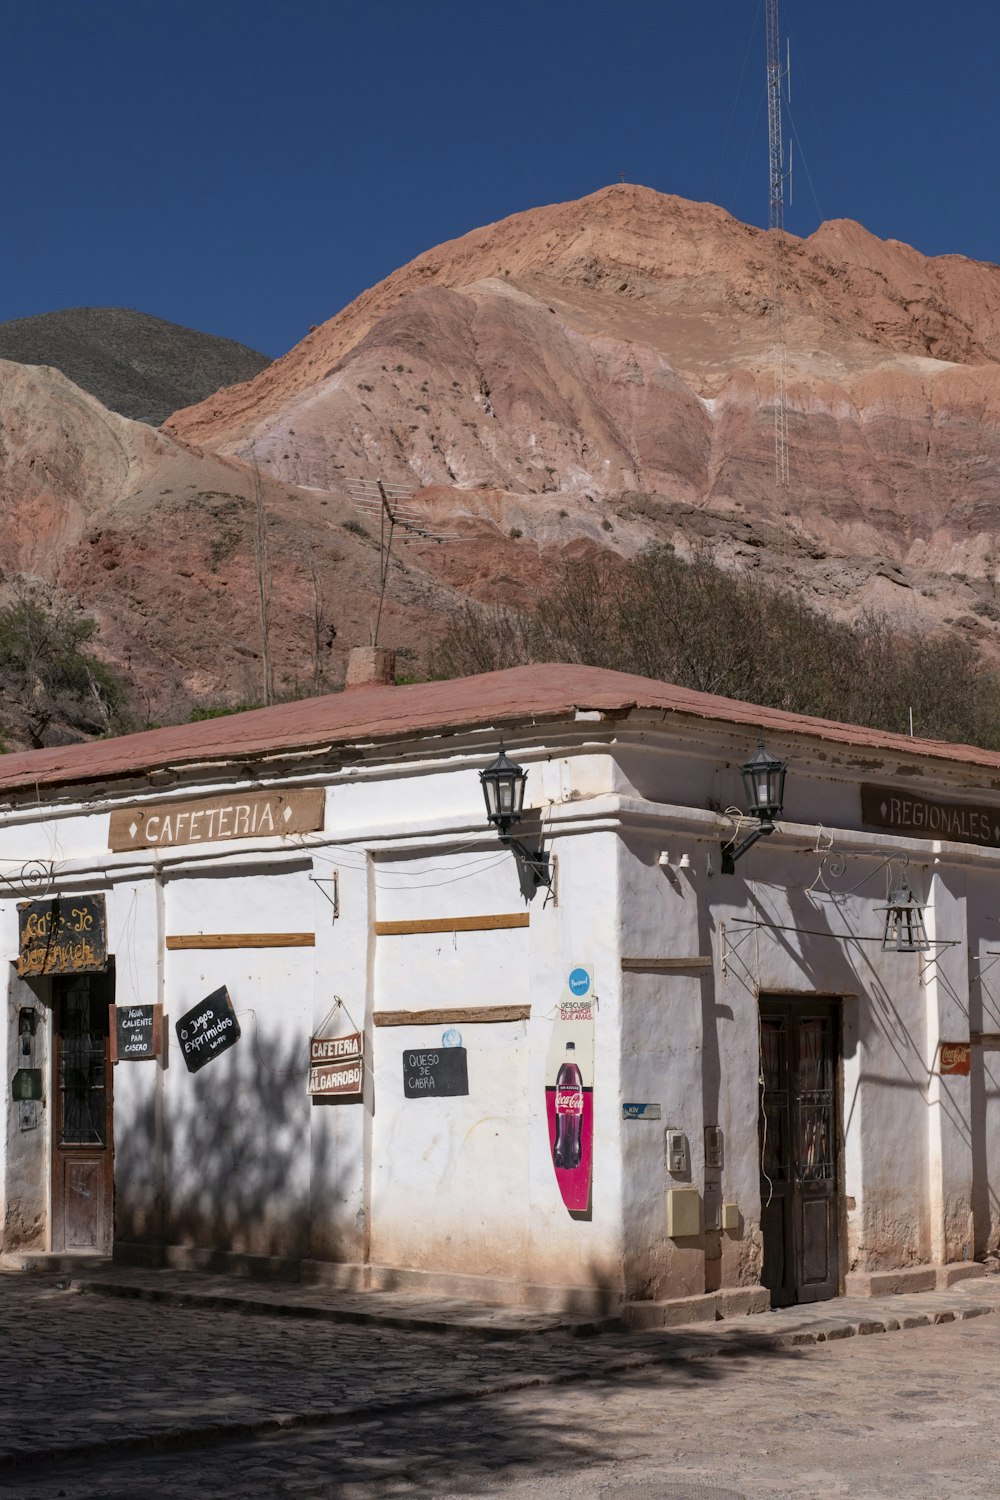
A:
[878, 879, 930, 953]
[11, 1068, 43, 1101]
[480, 740, 551, 889]
[721, 737, 787, 874]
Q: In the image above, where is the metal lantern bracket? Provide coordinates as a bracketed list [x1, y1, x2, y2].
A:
[499, 834, 552, 891]
[721, 818, 773, 875]
[308, 871, 339, 918]
[726, 916, 957, 948]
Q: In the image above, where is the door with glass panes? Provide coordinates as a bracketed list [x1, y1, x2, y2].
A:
[758, 997, 842, 1306]
[51, 971, 114, 1252]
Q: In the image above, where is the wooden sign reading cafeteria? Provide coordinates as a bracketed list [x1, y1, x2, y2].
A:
[308, 1031, 364, 1096]
[109, 788, 324, 851]
[861, 785, 1000, 849]
[17, 895, 108, 977]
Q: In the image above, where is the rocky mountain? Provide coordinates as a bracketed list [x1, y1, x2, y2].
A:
[4, 185, 1000, 749]
[0, 307, 269, 426]
[168, 184, 1000, 646]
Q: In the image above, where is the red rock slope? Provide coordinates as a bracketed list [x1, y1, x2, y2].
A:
[164, 184, 1000, 648]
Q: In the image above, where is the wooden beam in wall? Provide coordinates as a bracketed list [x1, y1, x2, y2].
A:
[374, 914, 530, 937]
[621, 956, 712, 973]
[166, 933, 316, 950]
[374, 1005, 531, 1027]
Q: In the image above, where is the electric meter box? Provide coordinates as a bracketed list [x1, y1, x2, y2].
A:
[665, 1130, 689, 1175]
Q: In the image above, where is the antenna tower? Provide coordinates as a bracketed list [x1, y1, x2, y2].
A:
[766, 0, 790, 488]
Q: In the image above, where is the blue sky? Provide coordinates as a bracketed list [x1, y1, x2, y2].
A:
[4, 1, 998, 357]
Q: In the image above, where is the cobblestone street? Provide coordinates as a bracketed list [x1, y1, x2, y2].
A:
[4, 1273, 1000, 1499]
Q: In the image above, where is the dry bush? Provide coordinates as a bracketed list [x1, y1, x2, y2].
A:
[433, 546, 1000, 750]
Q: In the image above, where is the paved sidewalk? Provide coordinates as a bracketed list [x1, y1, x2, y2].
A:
[3, 1262, 999, 1475]
[68, 1265, 613, 1338]
[68, 1261, 1000, 1344]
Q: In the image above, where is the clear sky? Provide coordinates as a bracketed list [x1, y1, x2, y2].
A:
[4, 1, 998, 358]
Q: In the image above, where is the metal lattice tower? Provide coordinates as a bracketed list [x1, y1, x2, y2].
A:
[766, 0, 790, 487]
[766, 0, 785, 232]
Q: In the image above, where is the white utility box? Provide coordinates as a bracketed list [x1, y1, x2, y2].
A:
[666, 1187, 701, 1238]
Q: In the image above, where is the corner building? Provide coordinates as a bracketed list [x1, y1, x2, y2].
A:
[1, 664, 995, 1320]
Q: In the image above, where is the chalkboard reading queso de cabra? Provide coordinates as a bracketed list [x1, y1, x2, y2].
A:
[110, 1004, 163, 1062]
[175, 988, 241, 1073]
[403, 1047, 469, 1098]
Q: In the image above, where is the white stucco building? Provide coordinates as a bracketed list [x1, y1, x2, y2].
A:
[2, 662, 997, 1321]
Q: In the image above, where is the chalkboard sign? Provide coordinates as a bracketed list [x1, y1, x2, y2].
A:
[17, 894, 108, 977]
[175, 987, 241, 1073]
[403, 1047, 469, 1099]
[110, 1004, 163, 1062]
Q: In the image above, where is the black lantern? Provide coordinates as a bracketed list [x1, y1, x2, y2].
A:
[879, 879, 929, 953]
[479, 740, 551, 889]
[721, 736, 788, 874]
[740, 738, 786, 828]
[479, 740, 527, 835]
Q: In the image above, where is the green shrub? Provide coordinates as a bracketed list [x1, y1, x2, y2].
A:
[0, 587, 133, 748]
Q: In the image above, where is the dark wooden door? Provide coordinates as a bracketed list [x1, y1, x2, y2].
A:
[759, 998, 841, 1307]
[51, 972, 114, 1253]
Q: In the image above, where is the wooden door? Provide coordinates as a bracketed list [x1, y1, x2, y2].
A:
[759, 998, 841, 1307]
[51, 972, 114, 1253]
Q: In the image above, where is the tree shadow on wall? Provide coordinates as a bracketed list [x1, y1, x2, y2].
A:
[117, 1023, 353, 1265]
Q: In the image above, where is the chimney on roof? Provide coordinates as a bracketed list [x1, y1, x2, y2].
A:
[346, 645, 396, 690]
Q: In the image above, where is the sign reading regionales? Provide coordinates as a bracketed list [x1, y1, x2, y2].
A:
[861, 785, 1000, 849]
[109, 788, 324, 852]
[17, 895, 108, 977]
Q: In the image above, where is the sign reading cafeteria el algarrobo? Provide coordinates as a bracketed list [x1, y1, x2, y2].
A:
[861, 784, 1000, 848]
[109, 788, 324, 851]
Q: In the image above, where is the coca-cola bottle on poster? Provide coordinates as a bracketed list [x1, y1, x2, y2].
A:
[553, 1042, 584, 1169]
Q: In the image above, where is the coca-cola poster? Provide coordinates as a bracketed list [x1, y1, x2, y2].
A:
[545, 965, 595, 1213]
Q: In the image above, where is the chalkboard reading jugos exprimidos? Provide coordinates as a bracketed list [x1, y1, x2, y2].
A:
[175, 987, 241, 1073]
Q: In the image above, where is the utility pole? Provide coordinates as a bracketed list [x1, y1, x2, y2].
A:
[766, 0, 791, 488]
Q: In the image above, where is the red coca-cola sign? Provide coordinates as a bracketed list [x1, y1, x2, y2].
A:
[555, 1087, 583, 1115]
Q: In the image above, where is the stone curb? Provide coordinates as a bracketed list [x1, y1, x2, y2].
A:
[67, 1276, 622, 1341]
[5, 1289, 996, 1474]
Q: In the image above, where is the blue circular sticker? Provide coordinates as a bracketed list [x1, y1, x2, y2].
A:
[441, 1028, 463, 1048]
[568, 967, 591, 996]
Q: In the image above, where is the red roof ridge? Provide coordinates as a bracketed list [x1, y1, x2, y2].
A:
[0, 662, 996, 799]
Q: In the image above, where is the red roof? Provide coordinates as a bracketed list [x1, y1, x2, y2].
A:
[0, 663, 994, 798]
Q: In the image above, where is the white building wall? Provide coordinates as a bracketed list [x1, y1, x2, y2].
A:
[2, 712, 1000, 1308]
